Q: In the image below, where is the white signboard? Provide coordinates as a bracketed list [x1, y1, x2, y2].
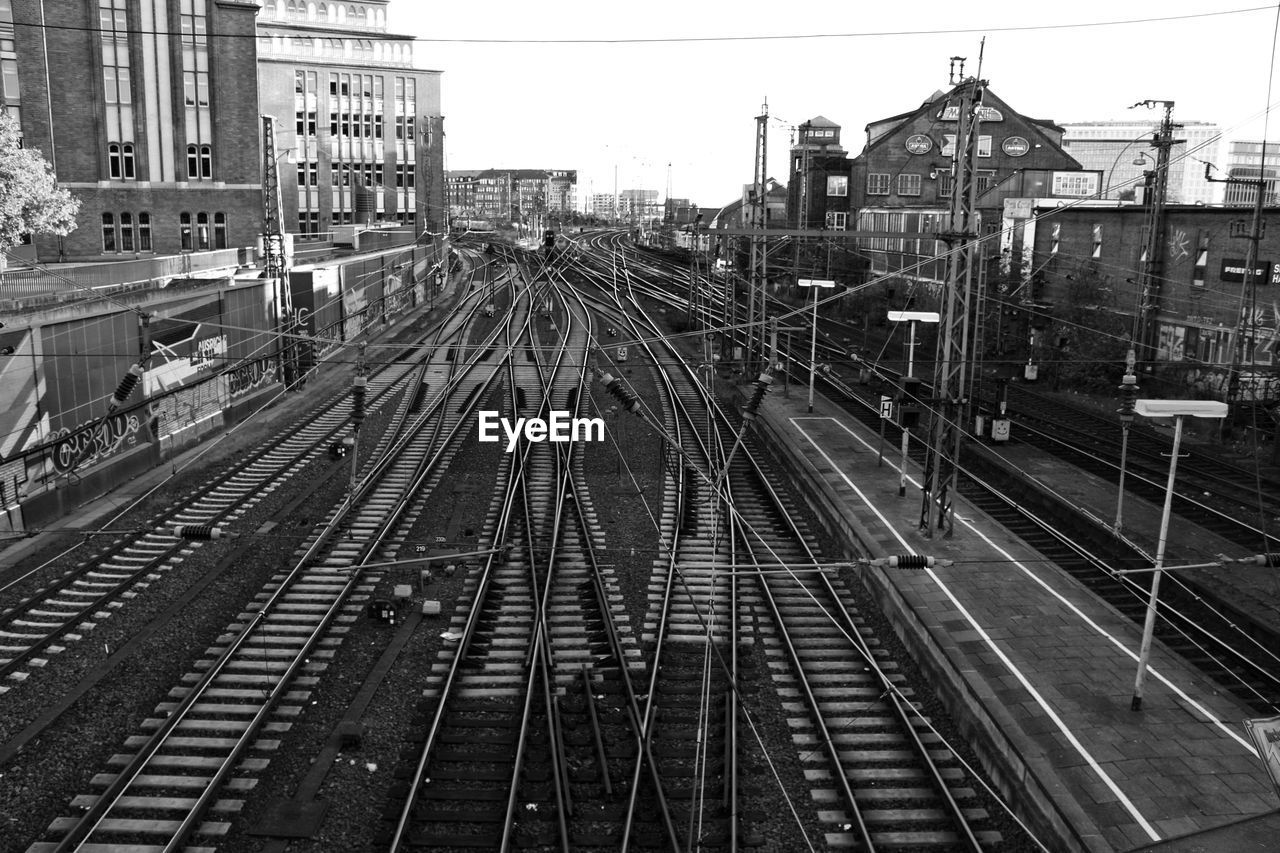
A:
[1244, 715, 1280, 799]
[880, 396, 894, 420]
[1003, 198, 1033, 220]
[1052, 172, 1101, 198]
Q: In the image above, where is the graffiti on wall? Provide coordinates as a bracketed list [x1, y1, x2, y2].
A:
[228, 357, 279, 398]
[1181, 367, 1280, 402]
[47, 410, 146, 475]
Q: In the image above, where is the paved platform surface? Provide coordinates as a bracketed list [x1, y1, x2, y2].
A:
[751, 386, 1280, 852]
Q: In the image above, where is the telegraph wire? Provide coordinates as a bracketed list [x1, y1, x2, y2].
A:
[4, 6, 1270, 43]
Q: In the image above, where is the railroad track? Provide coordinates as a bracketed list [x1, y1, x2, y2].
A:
[384, 258, 682, 850]
[606, 237, 1280, 715]
[23, 271, 517, 852]
[565, 249, 1004, 850]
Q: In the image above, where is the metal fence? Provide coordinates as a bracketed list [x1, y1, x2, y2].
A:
[0, 248, 248, 297]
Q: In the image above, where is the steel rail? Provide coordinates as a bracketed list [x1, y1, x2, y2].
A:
[55, 277, 510, 853]
[386, 285, 536, 853]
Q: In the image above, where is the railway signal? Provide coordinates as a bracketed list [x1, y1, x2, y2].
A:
[1114, 350, 1140, 532]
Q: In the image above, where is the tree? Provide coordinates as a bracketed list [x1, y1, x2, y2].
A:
[1043, 264, 1130, 392]
[0, 113, 79, 254]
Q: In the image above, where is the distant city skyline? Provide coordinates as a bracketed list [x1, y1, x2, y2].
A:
[397, 2, 1280, 209]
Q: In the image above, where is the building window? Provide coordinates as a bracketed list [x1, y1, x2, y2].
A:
[897, 173, 922, 196]
[108, 143, 121, 179]
[825, 211, 847, 231]
[867, 173, 890, 195]
[977, 135, 992, 157]
[119, 211, 134, 251]
[187, 145, 198, 179]
[196, 212, 210, 249]
[180, 212, 193, 250]
[200, 145, 212, 178]
[976, 170, 996, 195]
[138, 212, 152, 251]
[826, 175, 848, 197]
[213, 212, 226, 249]
[939, 173, 954, 198]
[122, 142, 135, 179]
[101, 213, 116, 252]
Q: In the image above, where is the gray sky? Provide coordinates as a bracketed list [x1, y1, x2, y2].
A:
[396, 1, 1280, 210]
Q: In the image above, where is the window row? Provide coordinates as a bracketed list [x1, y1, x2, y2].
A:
[101, 212, 228, 252]
[325, 112, 384, 139]
[865, 171, 995, 197]
[266, 35, 411, 64]
[269, 1, 386, 28]
[106, 143, 213, 180]
[101, 212, 151, 253]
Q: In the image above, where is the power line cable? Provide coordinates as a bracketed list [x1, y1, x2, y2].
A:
[4, 5, 1270, 43]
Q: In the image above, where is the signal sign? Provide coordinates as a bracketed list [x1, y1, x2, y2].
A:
[879, 396, 893, 420]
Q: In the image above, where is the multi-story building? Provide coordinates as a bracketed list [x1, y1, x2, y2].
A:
[787, 116, 848, 229]
[5, 0, 263, 262]
[256, 0, 443, 239]
[461, 168, 576, 222]
[546, 169, 577, 215]
[1019, 202, 1278, 401]
[618, 189, 661, 224]
[446, 169, 482, 218]
[588, 193, 618, 219]
[1060, 120, 1223, 204]
[1222, 141, 1280, 205]
[845, 83, 1085, 284]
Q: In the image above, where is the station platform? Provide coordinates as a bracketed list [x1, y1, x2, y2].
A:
[749, 385, 1280, 852]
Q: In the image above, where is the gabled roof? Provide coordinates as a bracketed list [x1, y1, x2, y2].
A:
[806, 115, 840, 128]
[860, 81, 1078, 167]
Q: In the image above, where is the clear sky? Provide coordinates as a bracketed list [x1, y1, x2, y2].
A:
[394, 1, 1280, 211]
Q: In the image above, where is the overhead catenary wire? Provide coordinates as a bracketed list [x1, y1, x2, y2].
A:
[2, 6, 1269, 42]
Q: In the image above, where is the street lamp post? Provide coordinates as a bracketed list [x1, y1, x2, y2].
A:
[889, 310, 940, 498]
[798, 278, 835, 414]
[1129, 399, 1227, 712]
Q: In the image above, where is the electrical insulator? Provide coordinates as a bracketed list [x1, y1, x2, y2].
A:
[351, 376, 367, 425]
[869, 555, 954, 569]
[173, 524, 223, 540]
[1230, 553, 1279, 567]
[742, 372, 773, 421]
[1117, 373, 1139, 424]
[599, 372, 641, 414]
[107, 363, 145, 412]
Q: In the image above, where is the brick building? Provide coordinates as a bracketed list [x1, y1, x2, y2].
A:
[1019, 203, 1279, 400]
[5, 0, 263, 262]
[256, 0, 444, 239]
[787, 115, 848, 230]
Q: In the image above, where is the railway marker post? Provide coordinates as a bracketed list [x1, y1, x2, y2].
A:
[1129, 399, 1227, 712]
[798, 279, 835, 414]
[888, 311, 939, 497]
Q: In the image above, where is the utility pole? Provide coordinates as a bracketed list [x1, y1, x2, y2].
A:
[1206, 158, 1268, 439]
[919, 58, 983, 538]
[261, 115, 297, 390]
[1132, 100, 1177, 373]
[748, 100, 769, 374]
